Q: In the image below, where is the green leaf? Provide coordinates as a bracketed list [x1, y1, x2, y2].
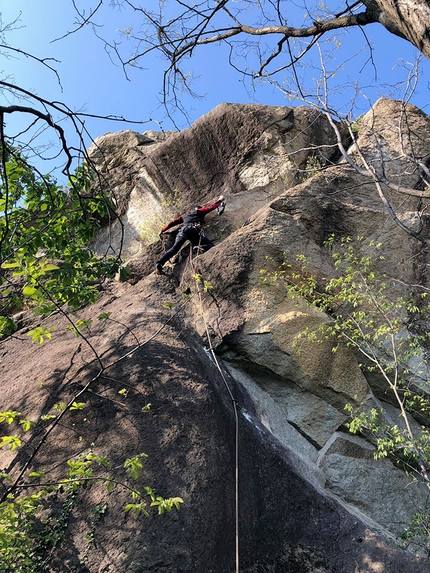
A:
[0, 436, 22, 450]
[53, 402, 67, 412]
[28, 471, 46, 479]
[42, 263, 61, 272]
[27, 327, 54, 344]
[70, 402, 85, 411]
[98, 312, 112, 321]
[0, 411, 20, 424]
[124, 454, 147, 480]
[124, 502, 148, 515]
[19, 419, 34, 432]
[22, 285, 38, 297]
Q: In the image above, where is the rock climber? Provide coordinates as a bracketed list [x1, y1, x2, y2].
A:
[156, 195, 225, 274]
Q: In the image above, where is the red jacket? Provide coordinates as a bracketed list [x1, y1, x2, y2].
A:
[161, 199, 223, 233]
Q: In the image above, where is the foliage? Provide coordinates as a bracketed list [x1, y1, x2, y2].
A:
[351, 114, 365, 134]
[261, 236, 430, 551]
[0, 305, 184, 569]
[0, 151, 120, 338]
[193, 272, 213, 293]
[299, 155, 327, 181]
[0, 423, 182, 571]
[0, 489, 46, 571]
[401, 499, 430, 557]
[0, 154, 183, 568]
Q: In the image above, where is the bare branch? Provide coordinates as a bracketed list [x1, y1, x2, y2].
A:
[0, 43, 63, 88]
[51, 0, 104, 42]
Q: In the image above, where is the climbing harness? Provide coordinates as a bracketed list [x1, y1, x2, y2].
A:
[183, 222, 203, 233]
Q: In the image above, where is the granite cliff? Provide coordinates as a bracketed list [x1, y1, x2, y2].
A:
[2, 99, 430, 572]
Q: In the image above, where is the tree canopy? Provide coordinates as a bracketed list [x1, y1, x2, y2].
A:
[103, 0, 430, 119]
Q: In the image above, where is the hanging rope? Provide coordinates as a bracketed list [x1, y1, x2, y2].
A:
[190, 248, 240, 573]
[158, 207, 239, 572]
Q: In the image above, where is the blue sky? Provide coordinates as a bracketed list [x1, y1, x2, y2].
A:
[1, 0, 429, 179]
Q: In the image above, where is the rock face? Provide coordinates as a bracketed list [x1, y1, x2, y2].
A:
[3, 99, 430, 572]
[88, 104, 344, 259]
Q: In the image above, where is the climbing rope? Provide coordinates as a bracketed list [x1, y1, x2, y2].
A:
[189, 249, 240, 573]
[179, 248, 192, 287]
[158, 204, 239, 572]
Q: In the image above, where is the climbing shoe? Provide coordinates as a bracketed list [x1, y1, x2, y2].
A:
[156, 263, 163, 275]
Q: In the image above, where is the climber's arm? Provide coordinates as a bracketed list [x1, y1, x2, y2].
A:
[197, 195, 225, 215]
[160, 214, 184, 233]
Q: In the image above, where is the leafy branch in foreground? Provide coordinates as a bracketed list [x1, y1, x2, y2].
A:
[0, 149, 186, 569]
[0, 447, 183, 572]
[262, 235, 430, 554]
[0, 152, 120, 336]
[0, 304, 186, 571]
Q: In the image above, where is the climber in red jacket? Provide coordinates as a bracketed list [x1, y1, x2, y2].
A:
[156, 195, 225, 274]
